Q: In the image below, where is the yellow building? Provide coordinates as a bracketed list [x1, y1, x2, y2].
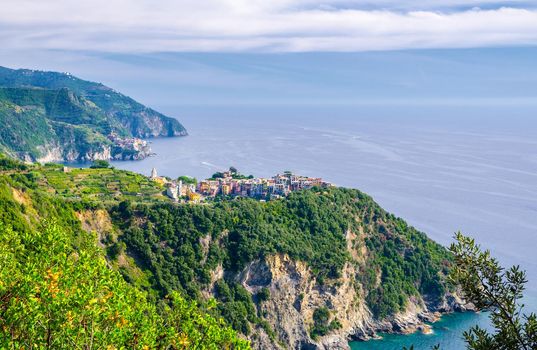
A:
[221, 184, 231, 195]
[188, 192, 202, 203]
[152, 177, 167, 186]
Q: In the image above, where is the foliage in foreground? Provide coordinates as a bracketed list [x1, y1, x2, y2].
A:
[449, 232, 537, 350]
[0, 222, 249, 349]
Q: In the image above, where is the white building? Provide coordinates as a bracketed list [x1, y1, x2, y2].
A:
[150, 167, 158, 179]
[166, 183, 179, 201]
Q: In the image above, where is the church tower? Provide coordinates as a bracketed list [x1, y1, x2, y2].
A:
[150, 167, 158, 179]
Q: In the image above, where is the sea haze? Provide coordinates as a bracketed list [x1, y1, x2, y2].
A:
[110, 104, 537, 349]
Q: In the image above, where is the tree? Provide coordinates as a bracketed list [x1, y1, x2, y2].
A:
[449, 232, 537, 350]
[256, 287, 270, 302]
[90, 159, 110, 169]
[177, 175, 197, 185]
[229, 166, 238, 174]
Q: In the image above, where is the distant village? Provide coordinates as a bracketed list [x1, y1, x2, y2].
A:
[149, 167, 333, 203]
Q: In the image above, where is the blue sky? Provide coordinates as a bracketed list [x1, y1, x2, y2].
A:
[2, 48, 536, 110]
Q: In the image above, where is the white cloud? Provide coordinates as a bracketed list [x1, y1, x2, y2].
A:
[0, 0, 536, 52]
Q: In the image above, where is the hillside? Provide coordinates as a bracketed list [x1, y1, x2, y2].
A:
[0, 155, 246, 349]
[0, 66, 186, 162]
[0, 155, 471, 349]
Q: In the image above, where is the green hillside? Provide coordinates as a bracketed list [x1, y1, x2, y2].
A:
[0, 155, 247, 349]
[0, 66, 187, 162]
[0, 154, 455, 348]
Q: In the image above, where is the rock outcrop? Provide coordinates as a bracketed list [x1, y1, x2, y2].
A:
[236, 253, 471, 350]
[32, 135, 153, 163]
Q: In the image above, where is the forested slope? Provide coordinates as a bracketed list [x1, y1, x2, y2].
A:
[0, 155, 466, 349]
[0, 155, 247, 349]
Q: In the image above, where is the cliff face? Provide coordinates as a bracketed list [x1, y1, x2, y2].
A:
[238, 254, 366, 349]
[229, 227, 472, 349]
[238, 252, 470, 350]
[116, 108, 188, 138]
[29, 133, 153, 163]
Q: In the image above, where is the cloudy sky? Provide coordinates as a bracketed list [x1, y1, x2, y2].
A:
[1, 1, 536, 110]
[1, 0, 537, 52]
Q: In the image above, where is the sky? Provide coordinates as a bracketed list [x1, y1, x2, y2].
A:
[0, 0, 537, 109]
[1, 0, 537, 52]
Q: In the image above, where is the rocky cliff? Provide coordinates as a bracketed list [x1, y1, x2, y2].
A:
[236, 253, 471, 350]
[33, 137, 152, 163]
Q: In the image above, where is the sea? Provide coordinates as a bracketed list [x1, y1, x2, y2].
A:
[109, 104, 537, 349]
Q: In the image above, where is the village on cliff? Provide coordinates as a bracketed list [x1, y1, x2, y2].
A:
[148, 167, 333, 203]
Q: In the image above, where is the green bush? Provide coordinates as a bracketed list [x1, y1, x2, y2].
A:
[310, 307, 343, 339]
[90, 159, 110, 169]
[257, 287, 270, 302]
[0, 222, 249, 349]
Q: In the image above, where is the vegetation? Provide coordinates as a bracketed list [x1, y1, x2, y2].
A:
[256, 287, 270, 302]
[0, 90, 109, 161]
[177, 175, 197, 185]
[41, 164, 167, 204]
[0, 66, 186, 161]
[90, 159, 111, 169]
[0, 222, 248, 349]
[209, 167, 253, 180]
[310, 307, 342, 340]
[214, 280, 257, 335]
[0, 154, 456, 346]
[0, 153, 28, 171]
[112, 186, 451, 330]
[3, 151, 537, 349]
[362, 211, 450, 318]
[449, 232, 537, 350]
[0, 156, 248, 349]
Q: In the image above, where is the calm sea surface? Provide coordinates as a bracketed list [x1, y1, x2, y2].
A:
[110, 105, 537, 349]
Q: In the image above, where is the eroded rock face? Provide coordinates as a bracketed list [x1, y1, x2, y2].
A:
[236, 252, 470, 350]
[75, 209, 114, 248]
[32, 137, 153, 163]
[238, 254, 368, 349]
[35, 144, 64, 163]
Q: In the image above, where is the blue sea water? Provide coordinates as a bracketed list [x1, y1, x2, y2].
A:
[110, 104, 537, 349]
[350, 312, 489, 350]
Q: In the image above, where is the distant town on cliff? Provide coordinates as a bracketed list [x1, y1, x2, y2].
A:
[149, 167, 333, 203]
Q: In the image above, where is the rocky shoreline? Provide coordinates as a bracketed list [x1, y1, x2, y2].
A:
[349, 296, 474, 343]
[30, 134, 169, 163]
[237, 253, 474, 350]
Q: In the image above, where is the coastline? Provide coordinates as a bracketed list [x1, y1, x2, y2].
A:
[349, 311, 487, 350]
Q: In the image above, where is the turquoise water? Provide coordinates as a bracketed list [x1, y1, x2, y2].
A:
[350, 312, 489, 350]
